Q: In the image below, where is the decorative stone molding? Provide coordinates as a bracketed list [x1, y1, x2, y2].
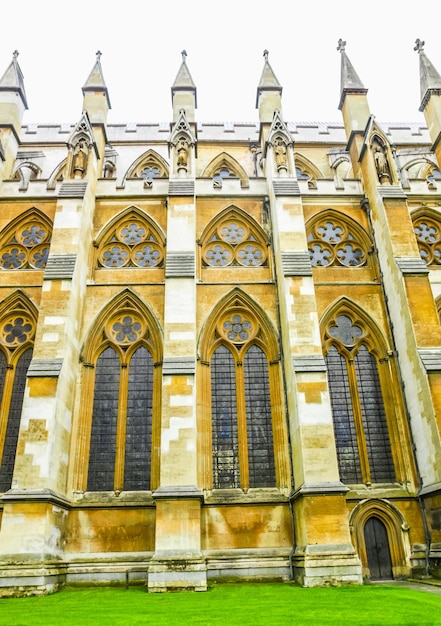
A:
[418, 349, 441, 371]
[395, 257, 429, 275]
[27, 358, 63, 377]
[272, 179, 301, 195]
[292, 354, 327, 372]
[281, 251, 312, 276]
[162, 356, 196, 375]
[58, 181, 88, 198]
[165, 251, 195, 277]
[44, 253, 77, 279]
[377, 186, 407, 199]
[168, 180, 195, 195]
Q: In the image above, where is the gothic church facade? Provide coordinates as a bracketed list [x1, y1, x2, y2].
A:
[0, 41, 441, 595]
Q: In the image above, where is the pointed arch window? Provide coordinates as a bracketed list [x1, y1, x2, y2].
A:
[0, 212, 52, 270]
[78, 295, 162, 493]
[307, 212, 370, 268]
[86, 312, 156, 492]
[0, 303, 35, 492]
[413, 214, 441, 266]
[210, 310, 276, 489]
[96, 212, 165, 269]
[324, 313, 396, 484]
[201, 211, 268, 268]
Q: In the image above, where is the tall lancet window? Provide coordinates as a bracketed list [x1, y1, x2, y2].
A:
[78, 293, 162, 494]
[0, 301, 35, 492]
[324, 313, 396, 485]
[210, 310, 276, 489]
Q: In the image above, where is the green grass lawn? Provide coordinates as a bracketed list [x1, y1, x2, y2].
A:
[0, 583, 440, 626]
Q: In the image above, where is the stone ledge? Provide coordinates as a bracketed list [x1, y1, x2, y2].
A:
[418, 349, 441, 371]
[292, 354, 327, 372]
[162, 356, 195, 375]
[281, 251, 312, 276]
[152, 485, 204, 501]
[165, 252, 195, 277]
[395, 257, 429, 275]
[27, 358, 63, 377]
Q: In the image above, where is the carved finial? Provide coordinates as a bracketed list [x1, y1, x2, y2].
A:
[12, 50, 19, 60]
[337, 39, 346, 53]
[414, 39, 425, 53]
[263, 49, 269, 61]
[96, 50, 102, 60]
[181, 50, 187, 59]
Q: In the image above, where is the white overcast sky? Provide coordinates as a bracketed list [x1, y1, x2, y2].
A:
[1, 0, 441, 126]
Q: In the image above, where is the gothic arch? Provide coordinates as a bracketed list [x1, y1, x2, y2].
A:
[320, 297, 411, 486]
[198, 205, 269, 268]
[403, 157, 439, 180]
[411, 206, 441, 266]
[93, 206, 166, 269]
[0, 290, 37, 492]
[349, 499, 411, 579]
[306, 209, 373, 269]
[122, 149, 169, 186]
[294, 153, 323, 182]
[201, 152, 249, 188]
[73, 289, 163, 493]
[197, 288, 290, 491]
[0, 208, 52, 271]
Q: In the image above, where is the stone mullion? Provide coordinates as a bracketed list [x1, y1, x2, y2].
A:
[235, 356, 249, 490]
[70, 363, 95, 492]
[347, 356, 371, 484]
[114, 360, 129, 492]
[268, 360, 290, 489]
[0, 364, 16, 463]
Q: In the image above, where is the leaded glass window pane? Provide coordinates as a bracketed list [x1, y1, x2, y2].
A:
[211, 345, 240, 489]
[244, 345, 275, 488]
[124, 346, 153, 491]
[88, 347, 119, 491]
[0, 350, 6, 408]
[354, 346, 395, 482]
[326, 346, 362, 483]
[0, 348, 32, 492]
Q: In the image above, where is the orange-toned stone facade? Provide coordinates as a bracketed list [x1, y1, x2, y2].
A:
[0, 46, 441, 596]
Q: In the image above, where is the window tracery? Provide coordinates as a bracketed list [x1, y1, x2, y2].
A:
[76, 292, 162, 493]
[201, 211, 268, 268]
[96, 212, 164, 269]
[413, 214, 441, 266]
[0, 212, 52, 270]
[307, 212, 369, 268]
[323, 310, 396, 485]
[211, 308, 275, 489]
[198, 290, 290, 493]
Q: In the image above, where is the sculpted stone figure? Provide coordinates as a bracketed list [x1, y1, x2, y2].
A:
[374, 145, 390, 182]
[72, 140, 89, 177]
[177, 138, 189, 168]
[275, 138, 287, 168]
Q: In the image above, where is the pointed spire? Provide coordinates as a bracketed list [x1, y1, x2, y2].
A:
[337, 39, 367, 110]
[171, 50, 197, 103]
[82, 50, 111, 108]
[0, 50, 28, 109]
[171, 50, 197, 122]
[415, 39, 441, 112]
[256, 49, 282, 108]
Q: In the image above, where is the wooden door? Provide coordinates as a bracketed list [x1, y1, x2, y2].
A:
[364, 517, 393, 580]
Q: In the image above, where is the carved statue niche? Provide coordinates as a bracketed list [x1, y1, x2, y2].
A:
[71, 138, 89, 179]
[176, 137, 189, 169]
[372, 140, 391, 184]
[274, 137, 287, 170]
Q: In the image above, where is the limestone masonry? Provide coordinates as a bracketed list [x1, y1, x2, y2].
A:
[0, 41, 441, 595]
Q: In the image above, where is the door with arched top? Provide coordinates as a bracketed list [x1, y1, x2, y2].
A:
[364, 517, 393, 580]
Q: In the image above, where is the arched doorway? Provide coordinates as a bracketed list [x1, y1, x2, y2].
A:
[364, 517, 393, 580]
